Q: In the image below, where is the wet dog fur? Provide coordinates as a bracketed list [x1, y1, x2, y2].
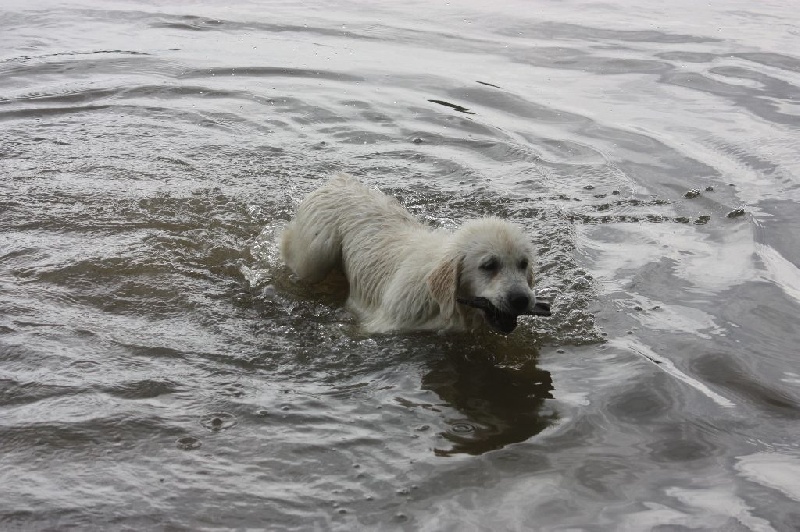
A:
[280, 174, 548, 334]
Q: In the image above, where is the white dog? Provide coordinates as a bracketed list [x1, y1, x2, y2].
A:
[280, 174, 550, 334]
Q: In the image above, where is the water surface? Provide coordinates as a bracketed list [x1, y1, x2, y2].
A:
[2, 0, 800, 529]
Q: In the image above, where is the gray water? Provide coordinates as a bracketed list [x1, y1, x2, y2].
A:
[2, 0, 800, 530]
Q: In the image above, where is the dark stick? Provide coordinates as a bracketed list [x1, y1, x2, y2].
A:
[457, 296, 552, 317]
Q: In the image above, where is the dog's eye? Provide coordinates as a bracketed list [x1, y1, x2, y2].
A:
[479, 257, 500, 272]
[519, 258, 529, 270]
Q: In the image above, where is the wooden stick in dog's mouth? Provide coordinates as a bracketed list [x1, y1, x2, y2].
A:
[456, 296, 552, 317]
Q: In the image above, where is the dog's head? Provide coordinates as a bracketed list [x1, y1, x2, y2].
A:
[427, 218, 550, 334]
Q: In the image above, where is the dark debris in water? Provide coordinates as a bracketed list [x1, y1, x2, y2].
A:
[684, 189, 702, 199]
[200, 412, 237, 432]
[566, 213, 701, 225]
[427, 99, 476, 115]
[175, 436, 202, 450]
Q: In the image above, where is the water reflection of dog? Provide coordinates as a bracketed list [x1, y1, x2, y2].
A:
[421, 351, 555, 456]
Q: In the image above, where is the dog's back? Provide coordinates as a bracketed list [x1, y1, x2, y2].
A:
[281, 175, 453, 330]
[280, 174, 421, 284]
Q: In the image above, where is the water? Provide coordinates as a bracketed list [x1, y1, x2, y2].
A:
[2, 0, 799, 529]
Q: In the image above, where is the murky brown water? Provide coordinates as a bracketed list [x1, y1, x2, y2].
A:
[2, 0, 800, 530]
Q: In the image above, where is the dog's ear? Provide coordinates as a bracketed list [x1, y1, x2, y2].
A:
[427, 254, 461, 320]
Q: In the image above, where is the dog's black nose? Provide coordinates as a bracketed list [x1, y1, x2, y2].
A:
[508, 292, 530, 314]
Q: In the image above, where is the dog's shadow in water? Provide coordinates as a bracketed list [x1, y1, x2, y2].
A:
[267, 268, 555, 457]
[419, 339, 555, 457]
